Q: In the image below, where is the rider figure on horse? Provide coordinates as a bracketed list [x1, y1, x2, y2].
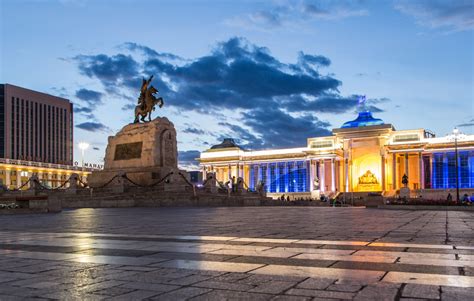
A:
[138, 75, 154, 111]
[134, 75, 164, 123]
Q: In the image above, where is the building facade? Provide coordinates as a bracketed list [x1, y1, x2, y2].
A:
[0, 158, 91, 189]
[0, 84, 73, 165]
[199, 111, 474, 198]
[0, 84, 90, 189]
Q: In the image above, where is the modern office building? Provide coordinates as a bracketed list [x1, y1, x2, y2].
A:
[0, 84, 90, 189]
[0, 84, 73, 164]
[199, 110, 474, 198]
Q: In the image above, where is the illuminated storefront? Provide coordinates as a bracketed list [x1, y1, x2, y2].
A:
[199, 111, 474, 197]
[0, 158, 92, 189]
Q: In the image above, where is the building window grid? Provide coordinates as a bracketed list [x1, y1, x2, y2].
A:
[11, 97, 14, 159]
[431, 152, 474, 189]
[34, 102, 38, 160]
[39, 103, 43, 160]
[16, 99, 20, 159]
[260, 165, 267, 192]
[56, 107, 59, 162]
[460, 151, 470, 188]
[446, 153, 456, 188]
[278, 162, 286, 193]
[269, 163, 277, 192]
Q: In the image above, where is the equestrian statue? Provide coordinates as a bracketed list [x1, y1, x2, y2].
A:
[134, 75, 164, 123]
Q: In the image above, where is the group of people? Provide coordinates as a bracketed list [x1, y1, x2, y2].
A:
[446, 192, 474, 205]
[278, 194, 324, 202]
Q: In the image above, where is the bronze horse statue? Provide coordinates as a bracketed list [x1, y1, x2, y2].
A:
[134, 78, 164, 123]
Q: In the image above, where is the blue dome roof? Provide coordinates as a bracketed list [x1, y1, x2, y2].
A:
[341, 111, 384, 128]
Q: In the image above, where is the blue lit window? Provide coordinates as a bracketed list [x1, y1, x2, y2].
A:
[269, 163, 277, 192]
[431, 151, 474, 189]
[278, 162, 286, 192]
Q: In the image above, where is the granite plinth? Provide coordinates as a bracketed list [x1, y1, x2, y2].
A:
[88, 117, 188, 188]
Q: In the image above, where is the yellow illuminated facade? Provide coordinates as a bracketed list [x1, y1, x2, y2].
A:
[0, 158, 92, 190]
[199, 112, 474, 198]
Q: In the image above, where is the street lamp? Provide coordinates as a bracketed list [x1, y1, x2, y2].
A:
[78, 142, 90, 171]
[448, 128, 465, 203]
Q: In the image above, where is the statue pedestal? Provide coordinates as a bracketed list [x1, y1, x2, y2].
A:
[311, 190, 321, 200]
[399, 187, 410, 199]
[88, 117, 189, 189]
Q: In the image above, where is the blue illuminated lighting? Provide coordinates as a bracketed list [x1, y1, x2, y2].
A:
[431, 151, 474, 189]
[248, 161, 310, 193]
[341, 111, 384, 128]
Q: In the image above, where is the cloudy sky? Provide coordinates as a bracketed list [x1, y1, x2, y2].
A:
[1, 0, 473, 169]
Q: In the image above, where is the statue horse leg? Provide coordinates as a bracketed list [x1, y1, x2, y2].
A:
[134, 107, 140, 123]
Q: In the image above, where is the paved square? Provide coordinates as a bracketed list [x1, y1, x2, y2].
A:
[0, 207, 473, 300]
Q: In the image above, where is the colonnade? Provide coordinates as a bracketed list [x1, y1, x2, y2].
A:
[202, 150, 432, 193]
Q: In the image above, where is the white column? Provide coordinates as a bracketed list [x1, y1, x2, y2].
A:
[228, 164, 231, 180]
[236, 163, 240, 178]
[381, 154, 386, 191]
[392, 153, 397, 190]
[47, 172, 52, 187]
[202, 166, 207, 179]
[320, 160, 325, 193]
[16, 170, 21, 188]
[5, 170, 11, 188]
[309, 160, 314, 191]
[345, 157, 349, 192]
[27, 172, 32, 188]
[331, 159, 336, 192]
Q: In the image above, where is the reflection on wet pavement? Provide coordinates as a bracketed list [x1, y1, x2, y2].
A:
[0, 207, 472, 299]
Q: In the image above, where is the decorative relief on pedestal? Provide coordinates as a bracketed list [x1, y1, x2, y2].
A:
[161, 129, 177, 167]
[114, 142, 143, 161]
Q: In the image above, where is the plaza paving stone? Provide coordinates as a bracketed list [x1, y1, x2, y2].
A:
[0, 207, 472, 300]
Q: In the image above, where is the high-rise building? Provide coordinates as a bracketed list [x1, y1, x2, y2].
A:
[0, 84, 90, 189]
[0, 84, 73, 164]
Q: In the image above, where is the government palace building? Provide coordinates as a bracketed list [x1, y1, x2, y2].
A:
[199, 110, 474, 199]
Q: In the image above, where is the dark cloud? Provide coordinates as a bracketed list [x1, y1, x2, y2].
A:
[73, 106, 93, 113]
[74, 53, 141, 91]
[302, 1, 368, 20]
[241, 107, 331, 148]
[217, 122, 265, 149]
[178, 150, 201, 170]
[75, 88, 103, 104]
[395, 0, 474, 32]
[457, 118, 474, 128]
[226, 1, 368, 29]
[74, 88, 104, 120]
[92, 147, 100, 151]
[76, 122, 110, 133]
[121, 42, 184, 60]
[73, 37, 388, 149]
[183, 127, 206, 135]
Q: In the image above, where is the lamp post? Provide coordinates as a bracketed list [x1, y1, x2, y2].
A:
[448, 128, 465, 203]
[78, 142, 90, 171]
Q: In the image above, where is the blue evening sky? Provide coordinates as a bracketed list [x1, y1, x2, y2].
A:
[1, 0, 473, 169]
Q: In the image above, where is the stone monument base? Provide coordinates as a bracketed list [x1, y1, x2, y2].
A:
[87, 166, 189, 188]
[87, 117, 190, 190]
[399, 187, 410, 199]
